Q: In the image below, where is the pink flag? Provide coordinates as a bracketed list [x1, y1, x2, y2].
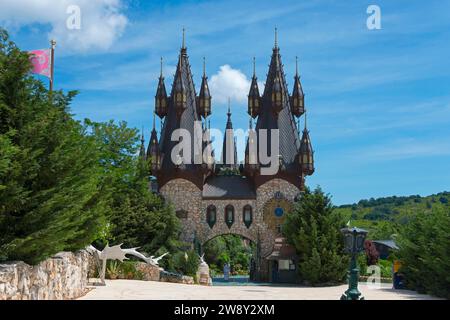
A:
[29, 49, 52, 79]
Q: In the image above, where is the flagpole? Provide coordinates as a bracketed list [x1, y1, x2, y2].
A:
[49, 39, 56, 92]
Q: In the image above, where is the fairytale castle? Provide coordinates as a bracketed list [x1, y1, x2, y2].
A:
[142, 30, 314, 282]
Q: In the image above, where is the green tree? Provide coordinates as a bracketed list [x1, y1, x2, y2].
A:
[0, 29, 109, 264]
[283, 187, 349, 285]
[397, 207, 450, 299]
[86, 120, 182, 267]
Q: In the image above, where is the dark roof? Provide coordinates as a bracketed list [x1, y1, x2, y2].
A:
[158, 46, 203, 173]
[372, 240, 399, 250]
[253, 45, 302, 173]
[202, 176, 256, 199]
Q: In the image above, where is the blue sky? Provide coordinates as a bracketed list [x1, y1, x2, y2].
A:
[2, 0, 450, 204]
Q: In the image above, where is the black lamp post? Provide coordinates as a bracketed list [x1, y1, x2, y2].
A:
[340, 227, 368, 300]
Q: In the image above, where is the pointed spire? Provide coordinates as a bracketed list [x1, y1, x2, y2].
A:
[222, 99, 237, 169]
[152, 111, 156, 131]
[226, 97, 233, 129]
[274, 27, 278, 49]
[198, 56, 211, 118]
[182, 27, 186, 49]
[139, 127, 146, 159]
[291, 56, 305, 117]
[203, 56, 206, 77]
[304, 111, 307, 130]
[173, 49, 187, 118]
[155, 57, 168, 118]
[147, 117, 161, 173]
[248, 57, 260, 118]
[299, 110, 314, 175]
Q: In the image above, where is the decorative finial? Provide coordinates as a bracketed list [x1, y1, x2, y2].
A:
[295, 56, 299, 76]
[182, 27, 186, 49]
[304, 111, 308, 131]
[203, 57, 206, 77]
[160, 57, 163, 77]
[50, 39, 56, 48]
[253, 57, 256, 77]
[227, 97, 231, 116]
[274, 27, 278, 48]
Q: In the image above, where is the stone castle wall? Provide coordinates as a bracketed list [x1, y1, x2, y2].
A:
[160, 177, 300, 259]
[0, 251, 92, 300]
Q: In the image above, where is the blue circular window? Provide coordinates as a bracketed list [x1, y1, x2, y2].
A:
[274, 207, 284, 217]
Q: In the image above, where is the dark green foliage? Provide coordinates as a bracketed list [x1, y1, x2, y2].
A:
[172, 250, 200, 277]
[203, 235, 254, 274]
[283, 187, 349, 285]
[396, 207, 450, 299]
[0, 29, 182, 267]
[86, 120, 182, 270]
[0, 29, 109, 264]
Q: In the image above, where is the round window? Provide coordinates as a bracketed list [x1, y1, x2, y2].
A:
[274, 207, 284, 217]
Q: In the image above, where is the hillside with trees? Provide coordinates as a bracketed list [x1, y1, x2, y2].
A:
[335, 192, 450, 239]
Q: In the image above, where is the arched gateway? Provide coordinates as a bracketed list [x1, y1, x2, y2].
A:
[143, 31, 315, 283]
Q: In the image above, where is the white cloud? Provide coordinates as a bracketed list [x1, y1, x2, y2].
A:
[209, 65, 251, 104]
[0, 0, 128, 52]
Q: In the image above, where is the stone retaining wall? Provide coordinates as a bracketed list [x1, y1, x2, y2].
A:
[0, 251, 91, 300]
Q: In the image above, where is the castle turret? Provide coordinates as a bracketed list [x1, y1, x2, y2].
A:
[299, 113, 314, 176]
[152, 29, 207, 189]
[290, 56, 305, 117]
[248, 57, 260, 118]
[147, 113, 161, 174]
[155, 57, 168, 118]
[197, 57, 212, 118]
[246, 28, 313, 188]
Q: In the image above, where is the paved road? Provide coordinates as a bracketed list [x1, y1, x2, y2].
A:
[79, 280, 439, 300]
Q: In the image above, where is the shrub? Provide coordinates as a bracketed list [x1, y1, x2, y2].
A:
[283, 187, 349, 285]
[364, 240, 379, 265]
[172, 250, 199, 277]
[397, 207, 450, 299]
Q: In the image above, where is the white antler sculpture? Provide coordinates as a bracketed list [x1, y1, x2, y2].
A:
[86, 244, 168, 285]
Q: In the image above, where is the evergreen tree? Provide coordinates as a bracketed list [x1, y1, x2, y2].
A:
[86, 120, 181, 270]
[283, 187, 349, 285]
[0, 29, 109, 264]
[397, 207, 450, 299]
